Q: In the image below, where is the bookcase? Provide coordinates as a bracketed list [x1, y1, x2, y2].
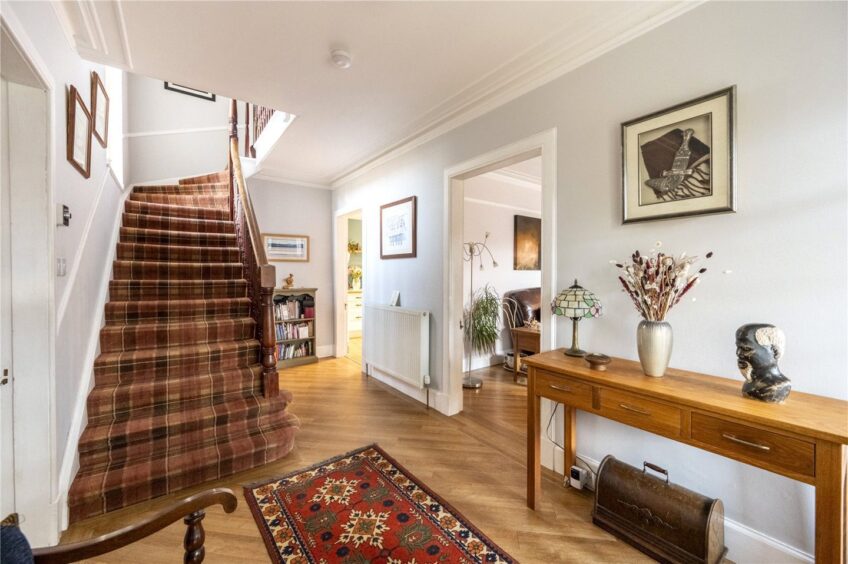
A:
[273, 288, 318, 368]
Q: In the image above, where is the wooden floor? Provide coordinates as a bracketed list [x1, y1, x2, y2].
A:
[62, 359, 649, 563]
[346, 335, 362, 365]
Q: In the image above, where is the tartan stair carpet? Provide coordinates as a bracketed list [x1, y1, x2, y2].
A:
[68, 171, 300, 523]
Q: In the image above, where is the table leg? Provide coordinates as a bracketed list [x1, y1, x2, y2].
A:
[564, 405, 576, 478]
[815, 441, 846, 563]
[514, 350, 521, 383]
[527, 367, 541, 510]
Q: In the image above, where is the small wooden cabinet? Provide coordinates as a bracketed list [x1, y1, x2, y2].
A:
[347, 290, 363, 337]
[511, 327, 540, 383]
[273, 288, 318, 368]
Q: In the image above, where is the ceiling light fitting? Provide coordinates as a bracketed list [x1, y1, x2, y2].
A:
[331, 49, 352, 70]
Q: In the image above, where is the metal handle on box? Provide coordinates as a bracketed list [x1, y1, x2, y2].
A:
[642, 461, 669, 484]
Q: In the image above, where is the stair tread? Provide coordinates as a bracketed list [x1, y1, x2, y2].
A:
[105, 297, 251, 324]
[125, 200, 229, 220]
[122, 213, 234, 227]
[120, 227, 236, 240]
[94, 338, 259, 367]
[99, 317, 256, 353]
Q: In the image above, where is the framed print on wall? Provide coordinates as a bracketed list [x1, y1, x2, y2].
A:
[513, 215, 541, 270]
[622, 86, 736, 223]
[264, 234, 310, 262]
[380, 196, 417, 259]
[90, 71, 109, 148]
[66, 84, 92, 179]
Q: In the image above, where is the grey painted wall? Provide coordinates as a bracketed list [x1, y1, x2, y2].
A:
[249, 178, 335, 354]
[333, 2, 847, 557]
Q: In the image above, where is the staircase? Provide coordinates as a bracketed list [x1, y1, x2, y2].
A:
[68, 171, 299, 523]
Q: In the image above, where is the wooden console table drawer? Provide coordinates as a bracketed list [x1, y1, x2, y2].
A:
[598, 388, 681, 437]
[690, 412, 816, 480]
[535, 369, 593, 411]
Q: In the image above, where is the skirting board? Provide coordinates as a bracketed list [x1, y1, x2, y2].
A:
[316, 344, 335, 359]
[56, 173, 133, 530]
[540, 434, 813, 563]
[366, 365, 453, 416]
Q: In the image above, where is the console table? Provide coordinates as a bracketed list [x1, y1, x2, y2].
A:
[523, 350, 848, 563]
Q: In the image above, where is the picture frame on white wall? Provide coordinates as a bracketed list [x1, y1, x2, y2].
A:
[66, 84, 92, 179]
[90, 71, 109, 148]
[264, 233, 310, 262]
[622, 86, 736, 223]
[380, 196, 417, 259]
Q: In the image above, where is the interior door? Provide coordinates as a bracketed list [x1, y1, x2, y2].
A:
[0, 77, 15, 518]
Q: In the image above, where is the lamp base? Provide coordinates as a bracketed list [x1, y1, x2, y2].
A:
[462, 375, 483, 389]
[564, 348, 587, 358]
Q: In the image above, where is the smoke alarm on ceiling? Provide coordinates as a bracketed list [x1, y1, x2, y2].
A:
[331, 49, 352, 70]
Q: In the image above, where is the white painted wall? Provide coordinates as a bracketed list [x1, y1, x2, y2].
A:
[1, 3, 129, 535]
[249, 178, 335, 356]
[126, 72, 232, 184]
[462, 172, 541, 370]
[333, 2, 847, 559]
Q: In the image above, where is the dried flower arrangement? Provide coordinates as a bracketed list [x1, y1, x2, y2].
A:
[347, 241, 362, 254]
[613, 242, 713, 321]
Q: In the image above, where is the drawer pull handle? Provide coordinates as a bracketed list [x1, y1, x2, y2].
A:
[721, 433, 771, 451]
[549, 384, 572, 393]
[618, 403, 651, 416]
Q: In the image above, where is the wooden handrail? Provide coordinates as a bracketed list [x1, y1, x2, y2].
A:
[32, 488, 237, 563]
[228, 99, 279, 397]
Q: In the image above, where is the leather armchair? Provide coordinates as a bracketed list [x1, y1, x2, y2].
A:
[503, 287, 541, 328]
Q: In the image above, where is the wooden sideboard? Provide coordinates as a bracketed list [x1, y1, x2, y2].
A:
[523, 350, 848, 563]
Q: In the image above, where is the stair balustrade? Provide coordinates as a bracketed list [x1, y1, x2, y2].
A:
[228, 100, 279, 398]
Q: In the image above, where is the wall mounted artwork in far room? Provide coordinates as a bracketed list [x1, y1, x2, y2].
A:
[513, 214, 541, 270]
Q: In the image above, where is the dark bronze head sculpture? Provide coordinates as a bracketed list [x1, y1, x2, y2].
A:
[736, 323, 791, 403]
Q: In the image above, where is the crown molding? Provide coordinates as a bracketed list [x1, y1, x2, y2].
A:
[252, 168, 333, 191]
[464, 196, 540, 216]
[330, 1, 703, 189]
[481, 169, 541, 191]
[51, 0, 133, 70]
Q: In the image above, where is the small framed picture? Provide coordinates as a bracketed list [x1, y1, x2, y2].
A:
[164, 81, 216, 102]
[66, 85, 92, 179]
[380, 196, 417, 259]
[90, 71, 109, 148]
[264, 233, 310, 262]
[622, 86, 736, 223]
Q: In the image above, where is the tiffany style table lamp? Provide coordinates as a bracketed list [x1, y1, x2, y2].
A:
[552, 279, 602, 357]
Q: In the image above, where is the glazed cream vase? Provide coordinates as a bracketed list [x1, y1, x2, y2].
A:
[636, 320, 673, 377]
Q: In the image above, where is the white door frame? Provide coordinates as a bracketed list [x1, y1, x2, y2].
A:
[333, 207, 364, 363]
[443, 129, 557, 416]
[1, 13, 60, 546]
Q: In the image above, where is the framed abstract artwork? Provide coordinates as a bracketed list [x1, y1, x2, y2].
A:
[66, 85, 92, 179]
[380, 196, 417, 259]
[264, 234, 310, 262]
[90, 71, 109, 148]
[622, 86, 736, 223]
[513, 215, 541, 270]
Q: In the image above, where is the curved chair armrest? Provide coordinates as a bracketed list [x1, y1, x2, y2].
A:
[32, 488, 237, 564]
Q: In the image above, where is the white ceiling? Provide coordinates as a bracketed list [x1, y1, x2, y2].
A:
[53, 1, 697, 187]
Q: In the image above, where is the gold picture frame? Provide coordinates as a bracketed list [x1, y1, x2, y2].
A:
[90, 71, 109, 148]
[263, 233, 310, 262]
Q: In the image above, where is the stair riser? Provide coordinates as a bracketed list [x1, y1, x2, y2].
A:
[94, 345, 260, 386]
[124, 200, 229, 221]
[69, 429, 297, 523]
[119, 228, 236, 247]
[79, 407, 290, 472]
[105, 299, 251, 325]
[86, 367, 263, 421]
[116, 243, 240, 263]
[130, 193, 229, 209]
[100, 319, 256, 353]
[123, 214, 235, 234]
[109, 280, 247, 301]
[179, 173, 229, 185]
[112, 261, 244, 281]
[133, 184, 228, 194]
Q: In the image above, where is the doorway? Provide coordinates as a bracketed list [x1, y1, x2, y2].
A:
[1, 17, 58, 545]
[443, 129, 557, 416]
[334, 208, 365, 368]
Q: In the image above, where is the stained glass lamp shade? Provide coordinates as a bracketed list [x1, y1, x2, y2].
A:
[552, 279, 602, 357]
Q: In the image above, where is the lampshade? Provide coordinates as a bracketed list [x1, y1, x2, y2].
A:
[552, 279, 602, 320]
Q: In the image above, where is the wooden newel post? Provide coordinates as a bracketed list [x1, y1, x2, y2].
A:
[183, 510, 206, 564]
[259, 264, 279, 398]
[227, 100, 238, 222]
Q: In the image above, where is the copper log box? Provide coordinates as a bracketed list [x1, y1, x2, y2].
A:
[592, 456, 727, 564]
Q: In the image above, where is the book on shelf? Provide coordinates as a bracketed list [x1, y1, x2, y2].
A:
[275, 340, 314, 361]
[274, 322, 313, 341]
[274, 293, 316, 322]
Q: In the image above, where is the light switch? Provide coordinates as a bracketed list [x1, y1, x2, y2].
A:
[57, 258, 67, 277]
[56, 204, 71, 227]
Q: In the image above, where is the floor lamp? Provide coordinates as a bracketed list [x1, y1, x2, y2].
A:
[463, 233, 498, 389]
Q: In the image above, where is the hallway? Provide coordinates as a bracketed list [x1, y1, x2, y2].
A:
[61, 360, 648, 562]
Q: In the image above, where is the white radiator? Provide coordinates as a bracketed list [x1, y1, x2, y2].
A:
[363, 304, 430, 388]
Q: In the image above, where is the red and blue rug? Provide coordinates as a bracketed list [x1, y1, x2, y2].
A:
[244, 444, 515, 563]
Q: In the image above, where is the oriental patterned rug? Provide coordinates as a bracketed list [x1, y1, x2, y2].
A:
[244, 444, 515, 563]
